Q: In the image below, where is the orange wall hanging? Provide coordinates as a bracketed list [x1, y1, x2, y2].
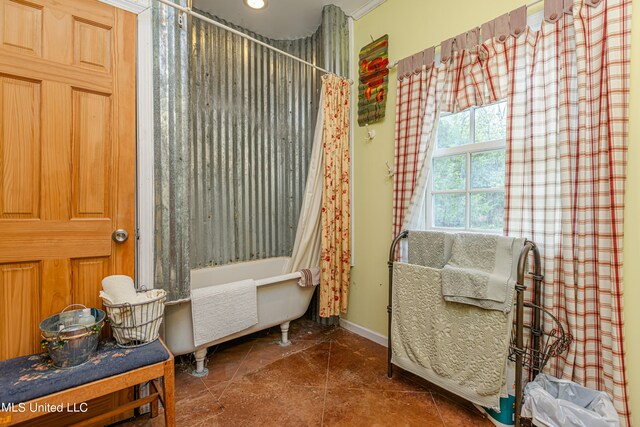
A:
[357, 35, 389, 126]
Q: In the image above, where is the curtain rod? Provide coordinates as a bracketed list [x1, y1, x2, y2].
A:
[156, 0, 354, 84]
[386, 0, 544, 69]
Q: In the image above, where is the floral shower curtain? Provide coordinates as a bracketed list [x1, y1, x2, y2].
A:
[319, 75, 352, 317]
[392, 0, 632, 422]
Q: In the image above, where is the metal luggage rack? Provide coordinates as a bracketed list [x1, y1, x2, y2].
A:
[387, 231, 572, 427]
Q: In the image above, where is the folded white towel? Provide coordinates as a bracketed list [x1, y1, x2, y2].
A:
[441, 234, 525, 312]
[101, 275, 137, 304]
[191, 280, 258, 347]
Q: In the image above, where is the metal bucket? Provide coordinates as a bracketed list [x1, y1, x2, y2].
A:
[39, 304, 106, 369]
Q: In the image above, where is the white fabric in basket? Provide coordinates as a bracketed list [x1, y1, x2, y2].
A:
[101, 289, 165, 344]
[101, 275, 137, 304]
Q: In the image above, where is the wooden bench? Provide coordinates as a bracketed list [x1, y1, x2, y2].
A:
[0, 338, 175, 426]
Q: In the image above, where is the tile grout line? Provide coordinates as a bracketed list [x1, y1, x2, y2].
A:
[199, 377, 209, 396]
[320, 340, 332, 427]
[216, 342, 256, 402]
[196, 344, 220, 397]
[201, 346, 219, 396]
[324, 387, 431, 393]
[430, 391, 447, 426]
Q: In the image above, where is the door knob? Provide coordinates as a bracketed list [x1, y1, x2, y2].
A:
[112, 229, 129, 243]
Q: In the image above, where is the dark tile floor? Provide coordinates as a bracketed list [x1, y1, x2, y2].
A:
[119, 319, 493, 427]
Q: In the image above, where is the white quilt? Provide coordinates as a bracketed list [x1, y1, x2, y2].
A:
[392, 262, 513, 408]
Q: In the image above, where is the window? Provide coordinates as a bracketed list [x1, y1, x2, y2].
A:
[426, 101, 507, 232]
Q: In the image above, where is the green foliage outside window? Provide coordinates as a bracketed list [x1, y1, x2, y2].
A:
[433, 155, 466, 191]
[470, 192, 505, 229]
[433, 194, 466, 228]
[475, 102, 507, 143]
[471, 150, 505, 189]
[437, 110, 470, 148]
[431, 102, 507, 231]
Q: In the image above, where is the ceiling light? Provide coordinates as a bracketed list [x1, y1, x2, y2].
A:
[244, 0, 266, 9]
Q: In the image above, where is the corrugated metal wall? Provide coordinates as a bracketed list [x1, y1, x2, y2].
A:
[152, 4, 349, 300]
[190, 6, 349, 269]
[190, 12, 320, 267]
[153, 0, 192, 301]
[319, 5, 351, 78]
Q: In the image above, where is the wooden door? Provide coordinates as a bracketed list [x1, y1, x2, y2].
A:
[0, 0, 136, 360]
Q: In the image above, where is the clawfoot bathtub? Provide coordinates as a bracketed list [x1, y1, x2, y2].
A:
[163, 257, 315, 376]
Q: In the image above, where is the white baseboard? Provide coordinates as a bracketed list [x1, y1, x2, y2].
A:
[339, 319, 388, 347]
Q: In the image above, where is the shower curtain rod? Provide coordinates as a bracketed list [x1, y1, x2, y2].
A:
[156, 0, 354, 84]
[386, 0, 545, 69]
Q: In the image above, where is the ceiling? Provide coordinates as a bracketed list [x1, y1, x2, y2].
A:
[192, 0, 382, 40]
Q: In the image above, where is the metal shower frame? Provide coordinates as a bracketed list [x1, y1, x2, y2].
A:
[156, 0, 353, 84]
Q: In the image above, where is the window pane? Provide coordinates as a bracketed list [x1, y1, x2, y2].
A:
[433, 194, 466, 228]
[433, 155, 466, 191]
[437, 110, 470, 148]
[475, 102, 507, 143]
[471, 150, 505, 189]
[470, 192, 504, 230]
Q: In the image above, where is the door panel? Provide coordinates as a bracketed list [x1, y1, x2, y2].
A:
[72, 89, 112, 218]
[0, 220, 112, 263]
[0, 75, 41, 219]
[41, 259, 72, 318]
[0, 0, 136, 361]
[1, 0, 43, 57]
[74, 17, 112, 73]
[0, 50, 113, 93]
[41, 81, 71, 220]
[0, 261, 41, 360]
[72, 257, 110, 311]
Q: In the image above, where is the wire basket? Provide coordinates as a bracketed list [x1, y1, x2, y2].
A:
[509, 302, 573, 374]
[103, 289, 167, 348]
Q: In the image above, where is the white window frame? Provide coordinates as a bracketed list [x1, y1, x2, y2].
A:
[425, 103, 506, 234]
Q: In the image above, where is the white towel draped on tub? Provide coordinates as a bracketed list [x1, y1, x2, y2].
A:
[392, 262, 513, 408]
[297, 267, 320, 288]
[191, 280, 258, 347]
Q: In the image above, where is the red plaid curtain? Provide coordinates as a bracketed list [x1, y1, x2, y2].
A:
[491, 1, 631, 423]
[392, 51, 470, 241]
[572, 5, 631, 418]
[392, 69, 430, 240]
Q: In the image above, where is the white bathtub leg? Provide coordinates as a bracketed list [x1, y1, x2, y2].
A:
[279, 321, 292, 347]
[192, 348, 209, 377]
